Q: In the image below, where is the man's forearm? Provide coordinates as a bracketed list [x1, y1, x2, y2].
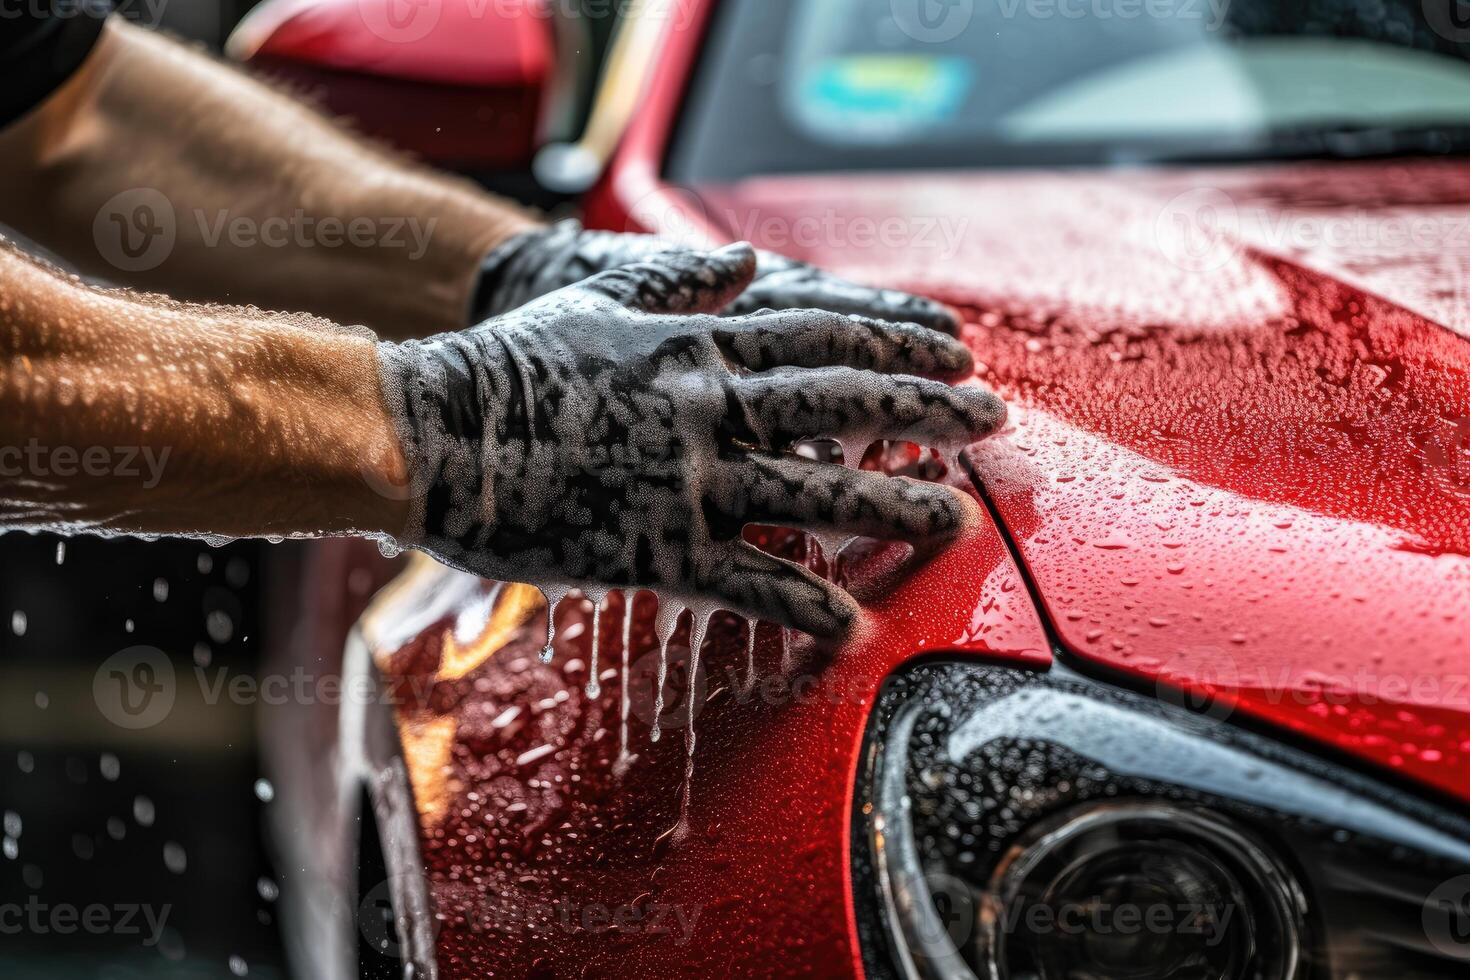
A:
[0, 241, 408, 539]
[0, 18, 539, 338]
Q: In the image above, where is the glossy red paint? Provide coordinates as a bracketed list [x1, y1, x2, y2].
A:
[688, 165, 1470, 806]
[231, 0, 552, 86]
[231, 0, 552, 167]
[587, 0, 1470, 807]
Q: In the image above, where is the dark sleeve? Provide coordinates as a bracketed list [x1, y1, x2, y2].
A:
[0, 0, 111, 129]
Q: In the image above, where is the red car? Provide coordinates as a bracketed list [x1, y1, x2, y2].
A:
[235, 1, 1470, 977]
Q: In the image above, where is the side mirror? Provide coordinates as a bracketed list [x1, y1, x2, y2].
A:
[226, 0, 555, 173]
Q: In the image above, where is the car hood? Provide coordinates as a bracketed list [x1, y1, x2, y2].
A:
[695, 160, 1470, 802]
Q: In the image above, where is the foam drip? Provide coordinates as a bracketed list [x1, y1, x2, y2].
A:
[650, 601, 682, 742]
[584, 591, 606, 698]
[674, 607, 712, 841]
[616, 590, 635, 774]
[538, 585, 570, 663]
[743, 618, 757, 696]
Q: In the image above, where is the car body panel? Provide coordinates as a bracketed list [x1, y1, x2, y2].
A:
[688, 164, 1470, 806]
[362, 502, 1050, 977]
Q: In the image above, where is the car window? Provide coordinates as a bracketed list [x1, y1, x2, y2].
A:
[668, 0, 1470, 180]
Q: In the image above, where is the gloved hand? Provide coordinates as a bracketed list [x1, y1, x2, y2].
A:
[384, 244, 1003, 637]
[469, 219, 959, 335]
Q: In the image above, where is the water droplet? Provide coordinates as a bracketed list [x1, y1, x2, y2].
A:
[206, 610, 233, 644]
[10, 611, 25, 637]
[253, 779, 274, 803]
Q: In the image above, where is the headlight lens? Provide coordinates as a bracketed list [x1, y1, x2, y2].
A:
[993, 805, 1301, 980]
[854, 662, 1470, 980]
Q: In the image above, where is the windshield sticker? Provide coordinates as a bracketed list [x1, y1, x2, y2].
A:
[792, 55, 973, 140]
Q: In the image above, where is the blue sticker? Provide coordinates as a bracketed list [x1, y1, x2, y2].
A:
[795, 55, 973, 137]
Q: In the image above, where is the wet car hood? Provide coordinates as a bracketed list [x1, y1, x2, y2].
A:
[696, 160, 1470, 802]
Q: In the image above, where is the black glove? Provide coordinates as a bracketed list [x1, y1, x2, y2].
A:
[384, 244, 1003, 637]
[469, 220, 960, 335]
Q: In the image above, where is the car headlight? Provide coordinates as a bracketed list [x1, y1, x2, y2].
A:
[853, 661, 1470, 980]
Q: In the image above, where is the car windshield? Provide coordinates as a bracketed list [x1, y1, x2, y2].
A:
[668, 0, 1470, 180]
